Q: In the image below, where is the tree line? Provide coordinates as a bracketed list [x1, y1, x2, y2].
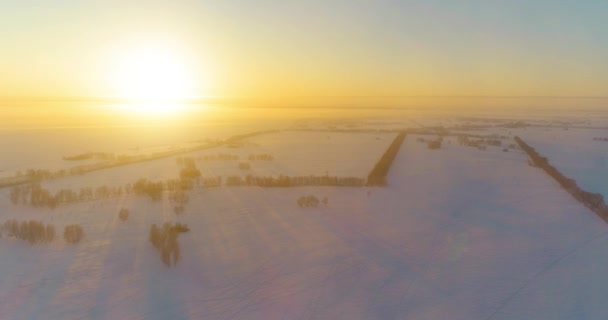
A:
[9, 172, 366, 208]
[225, 175, 365, 187]
[367, 131, 407, 186]
[514, 136, 608, 221]
[9, 177, 198, 208]
[2, 220, 84, 244]
[178, 153, 274, 162]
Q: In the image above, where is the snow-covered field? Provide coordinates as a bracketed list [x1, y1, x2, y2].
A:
[35, 131, 395, 192]
[0, 121, 281, 177]
[223, 131, 396, 177]
[2, 126, 608, 319]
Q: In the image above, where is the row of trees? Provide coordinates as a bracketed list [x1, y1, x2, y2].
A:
[9, 176, 198, 208]
[3, 220, 55, 244]
[9, 172, 365, 209]
[179, 153, 274, 162]
[515, 136, 608, 219]
[2, 220, 84, 244]
[593, 137, 608, 142]
[15, 168, 68, 181]
[248, 154, 274, 161]
[149, 223, 189, 267]
[367, 131, 407, 186]
[224, 175, 365, 187]
[199, 153, 239, 161]
[63, 152, 115, 161]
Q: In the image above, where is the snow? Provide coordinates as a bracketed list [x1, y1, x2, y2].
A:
[1, 130, 608, 319]
[36, 131, 396, 192]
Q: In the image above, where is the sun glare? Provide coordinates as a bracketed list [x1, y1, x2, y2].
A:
[108, 42, 199, 114]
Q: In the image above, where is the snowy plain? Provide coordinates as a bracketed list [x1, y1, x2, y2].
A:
[1, 120, 608, 319]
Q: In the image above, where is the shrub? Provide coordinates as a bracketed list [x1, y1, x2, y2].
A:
[427, 140, 442, 149]
[297, 195, 320, 208]
[119, 208, 129, 221]
[64, 224, 84, 244]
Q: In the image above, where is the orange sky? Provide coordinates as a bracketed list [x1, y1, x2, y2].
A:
[1, 1, 607, 106]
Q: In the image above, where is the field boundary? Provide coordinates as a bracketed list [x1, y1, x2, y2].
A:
[366, 131, 407, 186]
[515, 136, 608, 223]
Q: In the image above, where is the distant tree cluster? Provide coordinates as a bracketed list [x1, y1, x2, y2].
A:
[297, 195, 319, 207]
[64, 224, 84, 244]
[177, 157, 201, 179]
[485, 139, 502, 147]
[173, 206, 185, 215]
[132, 179, 165, 201]
[456, 136, 505, 150]
[297, 195, 328, 208]
[515, 136, 608, 219]
[427, 137, 443, 150]
[238, 162, 251, 170]
[195, 153, 239, 161]
[248, 154, 274, 161]
[149, 223, 189, 267]
[119, 208, 129, 221]
[132, 177, 197, 200]
[593, 137, 608, 142]
[16, 168, 68, 181]
[3, 219, 55, 244]
[63, 152, 115, 161]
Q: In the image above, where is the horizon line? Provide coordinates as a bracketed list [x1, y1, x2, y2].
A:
[2, 95, 608, 103]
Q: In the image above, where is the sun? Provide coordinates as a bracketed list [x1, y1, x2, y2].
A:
[107, 42, 199, 114]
